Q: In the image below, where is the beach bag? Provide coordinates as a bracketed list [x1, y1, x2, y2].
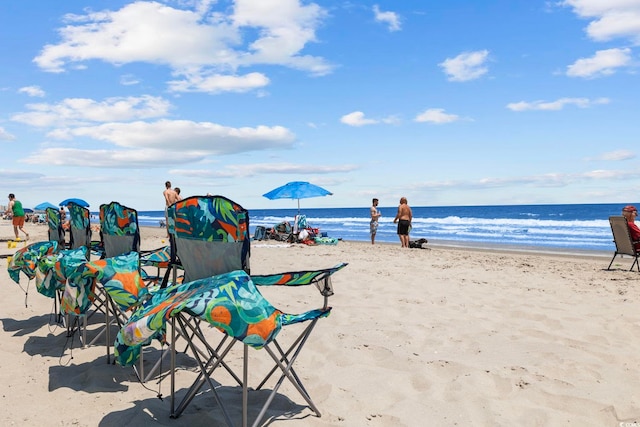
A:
[409, 238, 428, 249]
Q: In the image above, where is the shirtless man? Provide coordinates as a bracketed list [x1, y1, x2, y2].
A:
[163, 181, 180, 235]
[370, 198, 381, 244]
[393, 196, 412, 248]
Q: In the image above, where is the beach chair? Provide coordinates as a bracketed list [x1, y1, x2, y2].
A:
[97, 201, 171, 375]
[45, 207, 66, 248]
[67, 202, 92, 259]
[114, 265, 346, 427]
[114, 194, 346, 425]
[607, 216, 640, 271]
[7, 241, 67, 325]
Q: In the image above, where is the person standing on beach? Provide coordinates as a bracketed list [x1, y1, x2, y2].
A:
[175, 187, 183, 201]
[393, 196, 412, 248]
[163, 181, 180, 235]
[622, 205, 640, 250]
[370, 198, 381, 244]
[7, 193, 29, 240]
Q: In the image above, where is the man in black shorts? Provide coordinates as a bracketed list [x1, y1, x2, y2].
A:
[393, 197, 412, 248]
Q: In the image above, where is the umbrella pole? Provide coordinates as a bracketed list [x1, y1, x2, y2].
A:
[297, 199, 300, 214]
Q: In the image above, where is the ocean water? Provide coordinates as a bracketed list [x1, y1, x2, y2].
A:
[129, 203, 630, 253]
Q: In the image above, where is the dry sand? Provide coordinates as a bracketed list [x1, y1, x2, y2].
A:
[1, 220, 640, 426]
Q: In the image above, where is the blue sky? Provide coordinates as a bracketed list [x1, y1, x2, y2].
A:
[1, 0, 640, 211]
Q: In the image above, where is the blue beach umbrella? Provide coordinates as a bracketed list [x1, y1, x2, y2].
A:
[262, 181, 332, 213]
[34, 202, 58, 211]
[59, 198, 90, 208]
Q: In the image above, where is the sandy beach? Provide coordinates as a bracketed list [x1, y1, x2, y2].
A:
[1, 220, 640, 426]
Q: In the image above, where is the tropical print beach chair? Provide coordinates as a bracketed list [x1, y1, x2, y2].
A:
[67, 202, 92, 259]
[99, 201, 140, 257]
[37, 246, 89, 300]
[7, 241, 60, 285]
[46, 207, 66, 248]
[7, 241, 65, 324]
[114, 194, 347, 425]
[100, 201, 170, 283]
[60, 201, 168, 367]
[62, 250, 146, 362]
[168, 194, 250, 281]
[114, 263, 346, 426]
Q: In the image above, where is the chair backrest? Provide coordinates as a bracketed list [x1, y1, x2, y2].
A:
[168, 195, 250, 282]
[45, 207, 66, 247]
[68, 202, 92, 257]
[99, 201, 140, 258]
[609, 216, 637, 256]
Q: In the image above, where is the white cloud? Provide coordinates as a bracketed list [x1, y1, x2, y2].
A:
[439, 50, 490, 82]
[414, 108, 460, 124]
[0, 126, 16, 140]
[597, 149, 636, 161]
[414, 168, 640, 191]
[23, 125, 299, 167]
[18, 86, 45, 97]
[373, 5, 401, 32]
[167, 72, 270, 93]
[11, 95, 171, 127]
[506, 97, 610, 111]
[172, 162, 358, 178]
[119, 74, 140, 86]
[340, 111, 378, 126]
[46, 119, 295, 153]
[566, 48, 632, 77]
[562, 0, 640, 43]
[33, 0, 333, 91]
[23, 147, 206, 168]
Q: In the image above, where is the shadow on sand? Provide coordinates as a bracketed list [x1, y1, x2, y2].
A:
[99, 383, 315, 427]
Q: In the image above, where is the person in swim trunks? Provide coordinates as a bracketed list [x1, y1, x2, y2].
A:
[370, 198, 381, 244]
[393, 196, 412, 248]
[8, 193, 29, 240]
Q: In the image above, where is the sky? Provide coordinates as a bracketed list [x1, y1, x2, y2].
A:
[1, 0, 640, 211]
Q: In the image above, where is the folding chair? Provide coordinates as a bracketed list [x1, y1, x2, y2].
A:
[113, 264, 346, 427]
[607, 215, 640, 271]
[6, 241, 67, 326]
[45, 207, 66, 248]
[37, 246, 91, 329]
[97, 201, 171, 376]
[67, 202, 92, 258]
[118, 194, 346, 425]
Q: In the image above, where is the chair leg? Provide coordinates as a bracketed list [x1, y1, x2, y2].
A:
[252, 320, 321, 427]
[170, 314, 238, 423]
[607, 253, 618, 270]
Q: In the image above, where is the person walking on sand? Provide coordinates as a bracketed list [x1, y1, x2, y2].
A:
[370, 198, 382, 244]
[393, 196, 412, 248]
[7, 193, 29, 240]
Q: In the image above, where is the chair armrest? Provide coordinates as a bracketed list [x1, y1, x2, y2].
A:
[251, 263, 347, 288]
